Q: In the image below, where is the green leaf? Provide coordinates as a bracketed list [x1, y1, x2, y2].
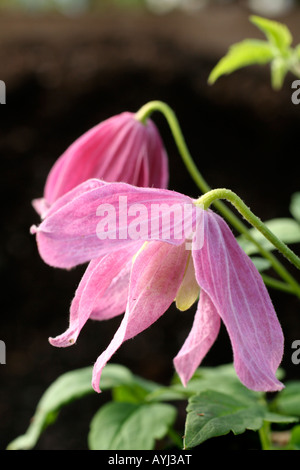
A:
[148, 363, 262, 404]
[88, 401, 177, 450]
[263, 412, 297, 425]
[273, 381, 300, 417]
[184, 390, 267, 449]
[180, 364, 261, 404]
[271, 56, 288, 90]
[7, 364, 134, 450]
[112, 375, 162, 404]
[295, 45, 300, 60]
[237, 218, 300, 256]
[250, 15, 293, 52]
[290, 192, 300, 224]
[208, 39, 274, 84]
[170, 364, 285, 403]
[145, 386, 189, 403]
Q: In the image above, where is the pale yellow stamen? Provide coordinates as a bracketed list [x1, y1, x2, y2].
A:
[175, 253, 200, 311]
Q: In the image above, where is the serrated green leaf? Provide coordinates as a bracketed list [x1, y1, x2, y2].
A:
[237, 218, 300, 256]
[290, 192, 300, 223]
[7, 364, 134, 450]
[250, 15, 293, 51]
[88, 402, 177, 450]
[208, 39, 274, 84]
[184, 390, 266, 449]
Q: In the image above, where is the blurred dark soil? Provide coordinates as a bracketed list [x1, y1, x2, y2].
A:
[1, 4, 300, 450]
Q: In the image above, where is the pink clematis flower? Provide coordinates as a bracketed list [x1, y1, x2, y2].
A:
[32, 111, 169, 218]
[32, 111, 168, 335]
[31, 181, 284, 394]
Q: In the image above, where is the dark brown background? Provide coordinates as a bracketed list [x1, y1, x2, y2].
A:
[1, 3, 300, 450]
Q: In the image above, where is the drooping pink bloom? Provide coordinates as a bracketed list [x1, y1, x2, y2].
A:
[32, 112, 169, 218]
[32, 111, 169, 337]
[31, 181, 284, 394]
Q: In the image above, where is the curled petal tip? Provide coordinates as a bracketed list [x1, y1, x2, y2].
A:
[259, 377, 285, 393]
[48, 332, 77, 348]
[30, 225, 38, 235]
[92, 374, 102, 394]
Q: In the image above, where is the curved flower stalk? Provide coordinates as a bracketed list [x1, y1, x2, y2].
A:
[32, 111, 169, 218]
[136, 101, 300, 298]
[31, 181, 284, 394]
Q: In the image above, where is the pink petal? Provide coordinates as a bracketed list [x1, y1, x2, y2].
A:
[32, 183, 195, 269]
[31, 179, 107, 222]
[174, 290, 221, 386]
[138, 118, 169, 190]
[49, 244, 139, 347]
[92, 241, 189, 393]
[192, 210, 284, 392]
[44, 112, 168, 206]
[89, 265, 130, 321]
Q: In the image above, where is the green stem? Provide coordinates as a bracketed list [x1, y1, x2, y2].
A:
[136, 100, 211, 193]
[260, 274, 295, 295]
[198, 188, 300, 273]
[258, 422, 272, 450]
[136, 101, 300, 297]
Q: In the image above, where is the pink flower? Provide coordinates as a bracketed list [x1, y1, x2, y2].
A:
[31, 182, 284, 394]
[32, 111, 169, 340]
[32, 112, 169, 218]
